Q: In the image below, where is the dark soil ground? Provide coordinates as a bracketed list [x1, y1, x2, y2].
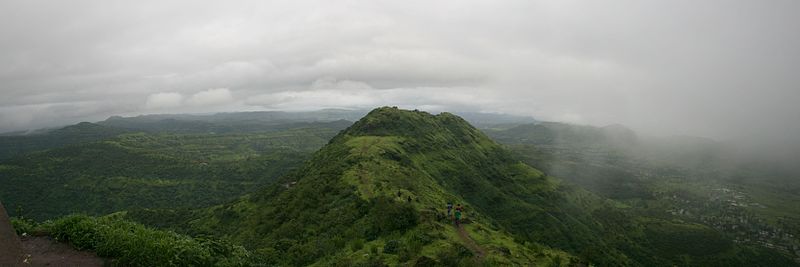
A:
[19, 236, 106, 267]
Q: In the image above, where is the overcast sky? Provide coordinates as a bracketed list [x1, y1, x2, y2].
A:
[1, 0, 799, 143]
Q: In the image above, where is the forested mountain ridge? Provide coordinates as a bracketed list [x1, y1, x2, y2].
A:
[0, 109, 534, 160]
[96, 109, 536, 133]
[183, 107, 579, 265]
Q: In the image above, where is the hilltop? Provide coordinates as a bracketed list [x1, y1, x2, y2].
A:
[184, 107, 581, 265]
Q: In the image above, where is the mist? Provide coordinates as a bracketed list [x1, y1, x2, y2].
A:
[1, 0, 799, 151]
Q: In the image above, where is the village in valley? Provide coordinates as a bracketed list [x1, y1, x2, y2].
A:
[659, 185, 800, 263]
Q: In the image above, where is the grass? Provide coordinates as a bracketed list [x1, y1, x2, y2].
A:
[27, 214, 251, 267]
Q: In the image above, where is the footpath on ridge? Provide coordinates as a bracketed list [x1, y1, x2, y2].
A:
[455, 222, 487, 261]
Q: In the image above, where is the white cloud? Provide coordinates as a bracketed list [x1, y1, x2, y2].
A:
[186, 88, 235, 106]
[245, 78, 495, 112]
[144, 92, 184, 110]
[310, 77, 373, 91]
[246, 78, 377, 110]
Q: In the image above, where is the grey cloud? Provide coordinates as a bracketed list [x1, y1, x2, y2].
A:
[144, 92, 183, 110]
[186, 88, 235, 107]
[245, 78, 492, 112]
[0, 0, 798, 147]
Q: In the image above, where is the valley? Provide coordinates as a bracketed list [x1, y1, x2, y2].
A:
[488, 121, 800, 265]
[1, 108, 798, 266]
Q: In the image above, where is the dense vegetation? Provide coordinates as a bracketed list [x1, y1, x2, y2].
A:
[0, 124, 344, 220]
[12, 214, 249, 266]
[3, 107, 798, 266]
[182, 107, 578, 265]
[0, 122, 131, 160]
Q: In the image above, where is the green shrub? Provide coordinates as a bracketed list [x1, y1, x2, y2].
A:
[548, 255, 564, 267]
[351, 238, 365, 251]
[43, 215, 250, 267]
[436, 243, 474, 266]
[369, 197, 419, 234]
[9, 216, 39, 236]
[382, 240, 400, 254]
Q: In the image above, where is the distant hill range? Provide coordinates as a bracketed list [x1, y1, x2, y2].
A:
[0, 109, 535, 160]
[98, 109, 535, 133]
[98, 109, 365, 134]
[0, 122, 131, 160]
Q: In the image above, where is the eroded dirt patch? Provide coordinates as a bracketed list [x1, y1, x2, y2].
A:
[20, 236, 105, 267]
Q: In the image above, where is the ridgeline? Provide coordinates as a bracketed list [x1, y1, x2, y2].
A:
[186, 107, 614, 265]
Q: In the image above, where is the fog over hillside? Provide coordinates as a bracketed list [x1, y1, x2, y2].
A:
[1, 0, 799, 149]
[3, 3, 800, 264]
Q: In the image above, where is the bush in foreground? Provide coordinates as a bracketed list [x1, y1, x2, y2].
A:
[43, 214, 250, 267]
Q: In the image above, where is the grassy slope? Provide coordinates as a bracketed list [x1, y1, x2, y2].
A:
[188, 107, 587, 266]
[188, 108, 656, 265]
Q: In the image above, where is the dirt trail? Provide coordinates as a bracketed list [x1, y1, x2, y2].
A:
[456, 224, 487, 260]
[21, 236, 106, 267]
[356, 141, 376, 198]
[359, 167, 374, 198]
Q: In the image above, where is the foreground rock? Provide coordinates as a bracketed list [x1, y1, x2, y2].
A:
[0, 201, 23, 265]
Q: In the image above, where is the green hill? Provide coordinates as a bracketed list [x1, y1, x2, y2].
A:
[180, 107, 630, 266]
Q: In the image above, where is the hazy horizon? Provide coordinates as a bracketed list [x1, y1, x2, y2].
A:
[2, 1, 799, 147]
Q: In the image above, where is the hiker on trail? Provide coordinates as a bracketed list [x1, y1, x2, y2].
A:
[446, 202, 453, 217]
[454, 204, 463, 226]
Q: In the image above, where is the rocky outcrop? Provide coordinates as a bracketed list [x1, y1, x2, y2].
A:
[0, 201, 23, 265]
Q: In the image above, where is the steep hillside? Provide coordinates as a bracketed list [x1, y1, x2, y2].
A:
[186, 107, 627, 266]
